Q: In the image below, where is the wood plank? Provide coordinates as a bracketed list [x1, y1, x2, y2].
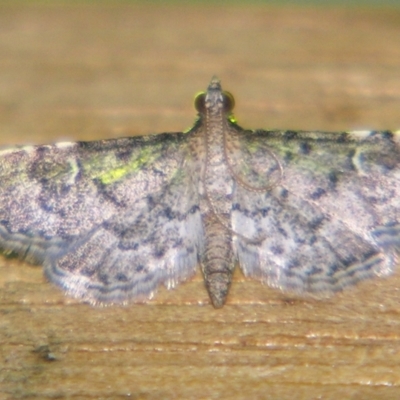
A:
[1, 2, 400, 399]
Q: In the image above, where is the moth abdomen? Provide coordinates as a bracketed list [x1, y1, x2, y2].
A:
[201, 213, 235, 308]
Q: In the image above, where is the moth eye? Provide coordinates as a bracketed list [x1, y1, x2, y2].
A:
[194, 92, 207, 113]
[222, 91, 235, 113]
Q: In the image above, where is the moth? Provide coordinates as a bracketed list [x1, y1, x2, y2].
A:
[0, 77, 399, 308]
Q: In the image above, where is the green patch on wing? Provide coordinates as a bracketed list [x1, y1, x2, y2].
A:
[97, 146, 160, 185]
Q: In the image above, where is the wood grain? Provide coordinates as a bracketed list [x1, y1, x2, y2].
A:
[1, 2, 400, 399]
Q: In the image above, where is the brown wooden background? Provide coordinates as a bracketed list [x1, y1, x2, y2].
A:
[1, 2, 400, 399]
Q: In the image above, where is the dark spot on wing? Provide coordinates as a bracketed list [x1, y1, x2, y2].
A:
[336, 132, 350, 143]
[277, 226, 287, 237]
[163, 207, 175, 220]
[362, 248, 380, 262]
[381, 130, 394, 140]
[310, 188, 326, 200]
[259, 207, 270, 217]
[232, 203, 240, 211]
[118, 241, 140, 251]
[39, 198, 53, 212]
[154, 248, 166, 258]
[308, 235, 317, 245]
[283, 131, 298, 141]
[186, 245, 195, 254]
[299, 141, 312, 155]
[80, 267, 96, 277]
[307, 266, 323, 276]
[98, 273, 111, 285]
[328, 171, 339, 190]
[189, 205, 200, 214]
[135, 265, 145, 273]
[287, 259, 301, 270]
[147, 195, 156, 209]
[173, 238, 184, 248]
[339, 254, 358, 268]
[327, 263, 343, 276]
[271, 245, 283, 255]
[115, 273, 128, 282]
[308, 216, 325, 231]
[279, 188, 289, 199]
[345, 149, 356, 171]
[284, 151, 294, 163]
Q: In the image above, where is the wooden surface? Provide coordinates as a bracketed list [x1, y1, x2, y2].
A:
[1, 2, 400, 399]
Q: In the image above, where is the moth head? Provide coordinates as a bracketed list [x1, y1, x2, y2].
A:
[194, 91, 235, 117]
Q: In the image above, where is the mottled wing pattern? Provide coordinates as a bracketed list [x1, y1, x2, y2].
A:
[225, 123, 283, 190]
[230, 129, 400, 294]
[0, 133, 203, 303]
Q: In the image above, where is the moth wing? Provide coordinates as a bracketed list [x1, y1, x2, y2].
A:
[230, 129, 400, 293]
[0, 133, 203, 303]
